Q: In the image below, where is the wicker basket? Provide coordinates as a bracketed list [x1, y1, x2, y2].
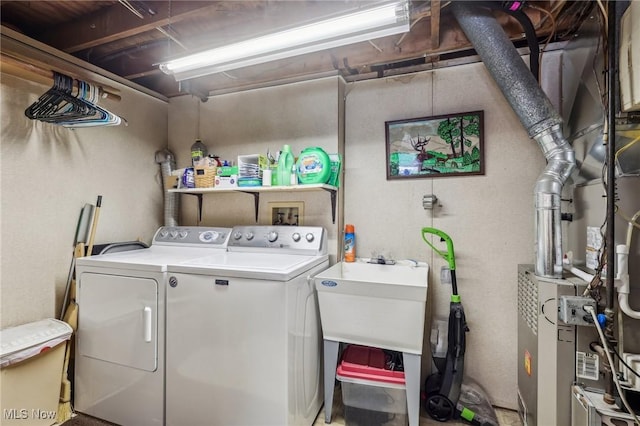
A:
[194, 166, 216, 188]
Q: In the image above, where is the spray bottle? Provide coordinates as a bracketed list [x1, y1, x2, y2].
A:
[344, 224, 356, 262]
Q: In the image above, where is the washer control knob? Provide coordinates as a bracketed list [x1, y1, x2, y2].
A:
[179, 231, 188, 239]
[159, 230, 169, 238]
[245, 232, 254, 241]
[170, 231, 179, 239]
[233, 231, 243, 240]
[305, 233, 315, 242]
[267, 231, 278, 242]
[200, 231, 219, 242]
[292, 232, 301, 242]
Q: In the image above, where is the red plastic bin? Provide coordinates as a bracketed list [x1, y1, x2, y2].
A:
[337, 344, 406, 385]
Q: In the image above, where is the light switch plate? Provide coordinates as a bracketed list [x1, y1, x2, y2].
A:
[440, 266, 452, 285]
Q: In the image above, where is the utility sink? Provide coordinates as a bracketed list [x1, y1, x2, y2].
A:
[315, 260, 429, 354]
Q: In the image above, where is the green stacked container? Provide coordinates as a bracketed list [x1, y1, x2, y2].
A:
[295, 147, 331, 184]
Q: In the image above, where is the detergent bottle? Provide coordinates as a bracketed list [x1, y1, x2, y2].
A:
[277, 145, 294, 186]
[296, 147, 331, 184]
[190, 139, 208, 166]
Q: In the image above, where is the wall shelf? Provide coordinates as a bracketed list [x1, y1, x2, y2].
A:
[168, 184, 338, 223]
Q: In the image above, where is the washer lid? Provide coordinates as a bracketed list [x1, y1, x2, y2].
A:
[167, 252, 329, 281]
[76, 246, 228, 272]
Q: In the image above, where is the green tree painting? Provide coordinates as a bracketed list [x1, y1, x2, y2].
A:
[437, 114, 481, 158]
[385, 110, 484, 179]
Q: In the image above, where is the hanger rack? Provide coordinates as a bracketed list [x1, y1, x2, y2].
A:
[1, 53, 126, 128]
[1, 53, 121, 102]
[24, 71, 125, 128]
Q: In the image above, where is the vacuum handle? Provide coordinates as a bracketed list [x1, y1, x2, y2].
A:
[421, 227, 456, 270]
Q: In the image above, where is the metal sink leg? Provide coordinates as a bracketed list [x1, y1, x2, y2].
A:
[403, 352, 421, 426]
[323, 339, 339, 423]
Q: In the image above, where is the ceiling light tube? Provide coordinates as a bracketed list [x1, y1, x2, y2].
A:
[159, 0, 410, 81]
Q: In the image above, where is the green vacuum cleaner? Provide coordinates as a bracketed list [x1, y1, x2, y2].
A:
[421, 227, 498, 426]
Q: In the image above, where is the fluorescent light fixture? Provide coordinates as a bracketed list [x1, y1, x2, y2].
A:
[159, 0, 410, 81]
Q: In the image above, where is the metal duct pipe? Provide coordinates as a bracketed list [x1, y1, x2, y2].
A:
[451, 2, 576, 278]
[603, 0, 618, 403]
[155, 149, 179, 227]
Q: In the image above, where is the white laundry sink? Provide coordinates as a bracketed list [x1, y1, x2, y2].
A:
[315, 260, 429, 354]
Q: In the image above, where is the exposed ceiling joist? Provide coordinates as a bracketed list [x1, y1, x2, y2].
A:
[38, 1, 260, 53]
[0, 1, 594, 98]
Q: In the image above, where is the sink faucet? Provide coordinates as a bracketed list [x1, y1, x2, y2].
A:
[368, 254, 396, 265]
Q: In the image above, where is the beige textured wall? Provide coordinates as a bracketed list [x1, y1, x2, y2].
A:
[168, 77, 345, 257]
[166, 65, 548, 409]
[344, 63, 546, 409]
[3, 42, 623, 413]
[0, 73, 167, 328]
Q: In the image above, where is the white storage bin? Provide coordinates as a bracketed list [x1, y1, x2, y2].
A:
[0, 318, 72, 426]
[338, 374, 408, 426]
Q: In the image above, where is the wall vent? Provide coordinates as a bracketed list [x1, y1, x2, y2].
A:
[518, 270, 538, 335]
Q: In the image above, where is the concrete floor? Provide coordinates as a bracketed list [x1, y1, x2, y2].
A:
[313, 383, 522, 426]
[63, 389, 522, 426]
[65, 408, 522, 426]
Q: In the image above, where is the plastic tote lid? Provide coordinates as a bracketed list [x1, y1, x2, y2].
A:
[1, 318, 72, 367]
[336, 345, 405, 385]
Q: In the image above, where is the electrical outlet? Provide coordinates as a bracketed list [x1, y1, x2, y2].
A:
[558, 296, 597, 326]
[440, 266, 452, 285]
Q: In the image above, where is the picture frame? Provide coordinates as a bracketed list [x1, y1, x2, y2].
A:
[385, 110, 484, 179]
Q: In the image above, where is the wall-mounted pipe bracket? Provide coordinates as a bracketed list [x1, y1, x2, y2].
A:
[423, 194, 438, 210]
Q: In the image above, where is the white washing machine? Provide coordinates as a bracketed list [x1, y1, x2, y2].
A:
[74, 226, 231, 426]
[165, 225, 329, 426]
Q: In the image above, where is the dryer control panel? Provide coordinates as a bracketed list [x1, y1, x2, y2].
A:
[153, 226, 231, 247]
[228, 226, 327, 255]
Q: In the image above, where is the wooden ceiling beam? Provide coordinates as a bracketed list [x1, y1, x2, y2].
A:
[430, 0, 441, 50]
[37, 1, 262, 54]
[118, 10, 553, 96]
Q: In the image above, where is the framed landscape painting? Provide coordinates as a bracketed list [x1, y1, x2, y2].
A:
[385, 110, 484, 179]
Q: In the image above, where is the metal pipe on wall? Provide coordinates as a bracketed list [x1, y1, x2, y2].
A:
[451, 2, 576, 279]
[605, 0, 617, 315]
[155, 149, 179, 227]
[603, 0, 618, 404]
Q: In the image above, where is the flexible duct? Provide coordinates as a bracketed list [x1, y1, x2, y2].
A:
[451, 2, 575, 278]
[155, 149, 179, 227]
[473, 1, 541, 82]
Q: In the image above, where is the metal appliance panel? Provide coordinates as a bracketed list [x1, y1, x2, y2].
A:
[165, 262, 327, 426]
[571, 385, 638, 426]
[75, 270, 165, 426]
[517, 265, 602, 426]
[77, 273, 158, 371]
[74, 226, 231, 426]
[167, 251, 327, 280]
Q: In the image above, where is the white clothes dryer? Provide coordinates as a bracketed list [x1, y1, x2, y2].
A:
[74, 226, 231, 426]
[165, 225, 329, 426]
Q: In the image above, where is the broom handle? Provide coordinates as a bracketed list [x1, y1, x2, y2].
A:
[59, 204, 93, 319]
[86, 196, 102, 256]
